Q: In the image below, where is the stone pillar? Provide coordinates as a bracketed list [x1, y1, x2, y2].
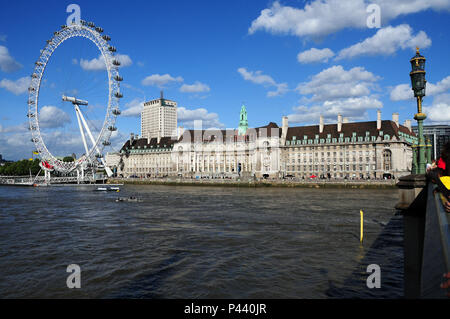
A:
[395, 174, 426, 211]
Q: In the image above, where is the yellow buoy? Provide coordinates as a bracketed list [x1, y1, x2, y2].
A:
[360, 210, 364, 243]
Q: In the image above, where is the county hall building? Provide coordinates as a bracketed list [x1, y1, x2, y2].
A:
[107, 94, 417, 180]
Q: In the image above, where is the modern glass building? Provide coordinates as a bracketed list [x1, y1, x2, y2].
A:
[412, 125, 450, 160]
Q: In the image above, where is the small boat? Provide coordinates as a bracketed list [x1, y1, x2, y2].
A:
[115, 196, 143, 203]
[96, 187, 120, 192]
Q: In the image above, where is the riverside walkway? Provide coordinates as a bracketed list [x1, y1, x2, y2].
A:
[107, 177, 397, 189]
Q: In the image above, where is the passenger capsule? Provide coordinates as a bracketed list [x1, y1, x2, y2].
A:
[112, 59, 121, 66]
[114, 75, 123, 82]
[102, 35, 111, 41]
[108, 126, 117, 132]
[95, 27, 104, 33]
[114, 92, 123, 98]
[102, 141, 111, 146]
[112, 109, 121, 115]
[108, 46, 116, 53]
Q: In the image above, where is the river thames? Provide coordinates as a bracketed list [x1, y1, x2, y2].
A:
[0, 185, 403, 298]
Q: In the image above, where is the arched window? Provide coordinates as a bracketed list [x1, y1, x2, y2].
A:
[383, 150, 392, 171]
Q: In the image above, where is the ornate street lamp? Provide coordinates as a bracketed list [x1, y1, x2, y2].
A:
[410, 47, 427, 174]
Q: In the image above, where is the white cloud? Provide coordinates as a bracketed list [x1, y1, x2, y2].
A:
[289, 96, 383, 124]
[427, 76, 450, 96]
[38, 106, 71, 128]
[424, 94, 450, 124]
[249, 0, 367, 38]
[0, 130, 35, 160]
[180, 81, 210, 93]
[268, 83, 289, 97]
[296, 65, 380, 102]
[141, 73, 183, 88]
[249, 0, 450, 39]
[0, 124, 81, 160]
[80, 54, 132, 71]
[121, 98, 144, 117]
[178, 107, 224, 129]
[0, 122, 28, 133]
[0, 76, 30, 95]
[0, 45, 22, 72]
[390, 84, 413, 101]
[297, 48, 335, 64]
[390, 75, 450, 101]
[289, 65, 383, 124]
[336, 25, 431, 60]
[375, 0, 450, 18]
[237, 67, 288, 97]
[238, 67, 276, 86]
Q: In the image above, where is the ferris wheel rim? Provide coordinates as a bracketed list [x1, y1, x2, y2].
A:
[27, 22, 122, 174]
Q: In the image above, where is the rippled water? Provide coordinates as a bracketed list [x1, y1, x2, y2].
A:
[0, 185, 403, 298]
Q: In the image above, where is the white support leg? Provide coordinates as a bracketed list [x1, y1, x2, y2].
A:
[76, 106, 113, 177]
[75, 105, 90, 158]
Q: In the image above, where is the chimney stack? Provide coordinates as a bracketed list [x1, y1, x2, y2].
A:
[282, 116, 289, 141]
[178, 126, 185, 140]
[337, 114, 342, 132]
[377, 110, 381, 130]
[319, 115, 324, 133]
[392, 112, 399, 128]
[130, 133, 135, 144]
[403, 119, 412, 132]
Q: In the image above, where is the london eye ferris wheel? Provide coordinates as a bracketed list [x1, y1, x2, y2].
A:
[27, 20, 123, 178]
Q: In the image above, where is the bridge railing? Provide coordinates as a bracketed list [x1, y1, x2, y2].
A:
[0, 175, 93, 185]
[420, 183, 450, 298]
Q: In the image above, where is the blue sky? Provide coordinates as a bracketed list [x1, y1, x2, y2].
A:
[0, 0, 450, 160]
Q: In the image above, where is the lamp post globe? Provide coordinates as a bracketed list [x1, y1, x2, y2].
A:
[410, 48, 426, 99]
[410, 48, 427, 174]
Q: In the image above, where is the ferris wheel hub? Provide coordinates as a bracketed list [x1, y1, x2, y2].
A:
[62, 95, 89, 106]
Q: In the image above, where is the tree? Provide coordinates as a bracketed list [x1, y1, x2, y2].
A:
[0, 158, 42, 176]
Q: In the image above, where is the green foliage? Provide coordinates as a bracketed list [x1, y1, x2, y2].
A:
[0, 159, 42, 176]
[63, 156, 75, 162]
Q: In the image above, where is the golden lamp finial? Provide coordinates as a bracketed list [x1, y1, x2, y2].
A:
[416, 47, 420, 54]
